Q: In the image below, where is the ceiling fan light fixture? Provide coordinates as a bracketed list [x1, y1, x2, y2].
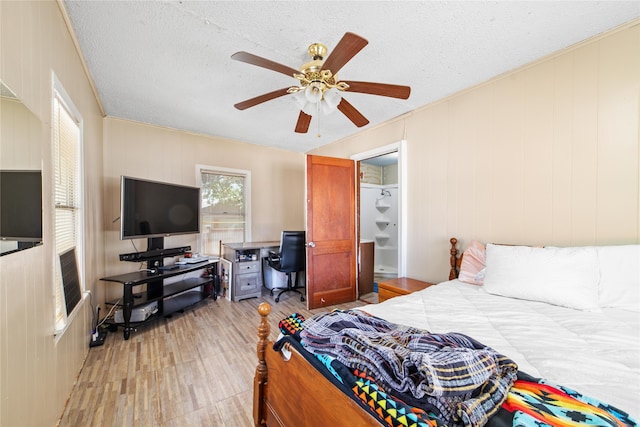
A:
[292, 90, 308, 110]
[321, 101, 337, 115]
[302, 101, 319, 117]
[323, 88, 341, 110]
[305, 82, 324, 103]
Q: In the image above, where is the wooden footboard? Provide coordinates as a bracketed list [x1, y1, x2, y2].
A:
[253, 303, 271, 426]
[253, 302, 380, 427]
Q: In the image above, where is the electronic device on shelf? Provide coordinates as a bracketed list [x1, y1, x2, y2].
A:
[177, 256, 209, 265]
[120, 176, 200, 240]
[114, 301, 158, 323]
[119, 246, 191, 262]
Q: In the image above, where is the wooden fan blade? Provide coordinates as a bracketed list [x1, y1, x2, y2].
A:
[342, 81, 411, 99]
[231, 51, 299, 77]
[322, 32, 368, 74]
[234, 88, 290, 110]
[295, 111, 312, 133]
[337, 98, 369, 128]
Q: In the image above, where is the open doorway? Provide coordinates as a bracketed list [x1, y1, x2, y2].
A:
[360, 154, 399, 280]
[351, 141, 407, 300]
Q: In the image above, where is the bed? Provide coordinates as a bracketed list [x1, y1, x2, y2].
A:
[253, 238, 639, 426]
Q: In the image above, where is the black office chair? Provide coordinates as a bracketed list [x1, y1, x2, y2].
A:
[267, 231, 306, 303]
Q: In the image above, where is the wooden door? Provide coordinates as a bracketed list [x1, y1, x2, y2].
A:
[306, 155, 357, 309]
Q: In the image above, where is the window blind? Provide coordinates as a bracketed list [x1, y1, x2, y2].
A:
[53, 94, 82, 332]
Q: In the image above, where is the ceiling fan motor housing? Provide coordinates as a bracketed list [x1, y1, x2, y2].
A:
[308, 43, 327, 60]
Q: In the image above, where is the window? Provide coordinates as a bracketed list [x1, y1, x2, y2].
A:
[53, 75, 84, 334]
[197, 166, 251, 256]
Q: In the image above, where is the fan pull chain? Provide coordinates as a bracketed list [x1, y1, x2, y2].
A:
[316, 101, 321, 138]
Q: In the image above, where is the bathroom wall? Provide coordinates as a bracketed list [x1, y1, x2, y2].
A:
[360, 159, 399, 276]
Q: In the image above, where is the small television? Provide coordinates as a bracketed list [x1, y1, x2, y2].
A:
[120, 176, 200, 240]
[0, 170, 43, 242]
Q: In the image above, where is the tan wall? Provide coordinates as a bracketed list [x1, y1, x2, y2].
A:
[0, 98, 41, 169]
[102, 118, 305, 297]
[313, 21, 640, 283]
[0, 1, 105, 426]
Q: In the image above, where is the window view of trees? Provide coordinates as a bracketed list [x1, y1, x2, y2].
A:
[200, 172, 246, 255]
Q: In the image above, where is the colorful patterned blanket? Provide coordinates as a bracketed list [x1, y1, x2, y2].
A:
[276, 311, 637, 427]
[298, 309, 517, 426]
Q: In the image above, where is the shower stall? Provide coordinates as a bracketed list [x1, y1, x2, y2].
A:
[360, 184, 398, 278]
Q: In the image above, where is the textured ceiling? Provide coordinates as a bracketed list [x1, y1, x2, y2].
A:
[62, 1, 639, 153]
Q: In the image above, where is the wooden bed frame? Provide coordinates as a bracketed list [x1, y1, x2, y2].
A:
[252, 238, 462, 426]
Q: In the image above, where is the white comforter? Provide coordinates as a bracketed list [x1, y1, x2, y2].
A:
[358, 279, 640, 419]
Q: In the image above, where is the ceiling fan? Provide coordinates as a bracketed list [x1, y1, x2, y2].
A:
[231, 32, 411, 134]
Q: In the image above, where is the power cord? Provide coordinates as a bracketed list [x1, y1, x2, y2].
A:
[96, 299, 121, 328]
[88, 290, 97, 333]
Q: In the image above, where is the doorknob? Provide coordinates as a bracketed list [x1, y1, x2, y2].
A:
[308, 242, 316, 248]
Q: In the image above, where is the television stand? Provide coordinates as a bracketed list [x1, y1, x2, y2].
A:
[100, 259, 219, 340]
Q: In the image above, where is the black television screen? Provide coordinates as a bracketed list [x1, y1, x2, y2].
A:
[120, 176, 200, 240]
[0, 170, 43, 242]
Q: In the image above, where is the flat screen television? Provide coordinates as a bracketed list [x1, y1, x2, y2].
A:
[120, 176, 200, 240]
[0, 170, 43, 242]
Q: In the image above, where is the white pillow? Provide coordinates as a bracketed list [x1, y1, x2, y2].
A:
[596, 245, 640, 312]
[483, 244, 600, 311]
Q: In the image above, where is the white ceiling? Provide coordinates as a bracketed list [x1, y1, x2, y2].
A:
[62, 1, 639, 153]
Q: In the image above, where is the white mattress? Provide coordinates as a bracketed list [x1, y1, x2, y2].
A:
[358, 279, 640, 419]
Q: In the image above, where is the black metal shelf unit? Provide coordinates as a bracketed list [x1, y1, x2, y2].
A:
[101, 258, 219, 340]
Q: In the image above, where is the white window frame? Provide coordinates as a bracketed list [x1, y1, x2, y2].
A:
[196, 164, 251, 255]
[52, 73, 85, 339]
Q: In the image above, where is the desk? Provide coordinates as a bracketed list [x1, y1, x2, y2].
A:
[223, 241, 280, 301]
[101, 259, 218, 339]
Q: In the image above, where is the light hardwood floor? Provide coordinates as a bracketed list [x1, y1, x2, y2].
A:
[58, 288, 367, 427]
